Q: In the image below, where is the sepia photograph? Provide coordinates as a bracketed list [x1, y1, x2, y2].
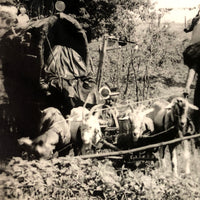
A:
[0, 0, 200, 199]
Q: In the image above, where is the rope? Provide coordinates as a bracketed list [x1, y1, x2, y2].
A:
[141, 126, 175, 139]
[45, 118, 67, 129]
[118, 93, 182, 105]
[56, 143, 72, 154]
[90, 93, 183, 113]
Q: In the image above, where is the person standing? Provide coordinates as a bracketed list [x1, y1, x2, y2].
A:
[183, 42, 200, 134]
[17, 5, 29, 27]
[183, 4, 200, 134]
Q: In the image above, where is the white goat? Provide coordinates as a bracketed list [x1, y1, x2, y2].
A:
[67, 105, 102, 155]
[117, 105, 154, 149]
[128, 106, 154, 142]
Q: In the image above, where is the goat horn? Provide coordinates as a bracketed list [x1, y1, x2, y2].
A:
[143, 108, 154, 115]
[165, 102, 173, 109]
[128, 104, 134, 112]
[188, 103, 199, 110]
[83, 89, 94, 108]
[88, 104, 104, 118]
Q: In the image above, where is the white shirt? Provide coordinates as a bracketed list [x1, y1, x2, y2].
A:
[17, 14, 29, 26]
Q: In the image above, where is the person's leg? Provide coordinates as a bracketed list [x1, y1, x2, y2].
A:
[193, 78, 200, 133]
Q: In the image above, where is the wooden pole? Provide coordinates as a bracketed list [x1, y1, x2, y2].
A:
[96, 35, 108, 89]
[78, 133, 200, 159]
[89, 56, 95, 73]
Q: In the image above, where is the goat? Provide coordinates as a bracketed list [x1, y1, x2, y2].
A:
[18, 107, 71, 159]
[117, 105, 154, 149]
[67, 105, 103, 155]
[148, 97, 198, 176]
[18, 105, 103, 158]
[128, 106, 154, 142]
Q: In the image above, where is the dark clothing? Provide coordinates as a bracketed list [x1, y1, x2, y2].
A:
[40, 45, 100, 115]
[34, 13, 101, 115]
[184, 11, 200, 33]
[183, 41, 200, 133]
[0, 13, 99, 139]
[193, 77, 200, 133]
[183, 41, 200, 70]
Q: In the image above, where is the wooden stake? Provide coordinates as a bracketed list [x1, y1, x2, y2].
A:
[96, 35, 108, 89]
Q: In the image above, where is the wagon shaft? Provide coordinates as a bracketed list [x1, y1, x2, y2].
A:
[78, 133, 200, 159]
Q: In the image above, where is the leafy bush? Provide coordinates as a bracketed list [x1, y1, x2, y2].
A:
[1, 155, 200, 199]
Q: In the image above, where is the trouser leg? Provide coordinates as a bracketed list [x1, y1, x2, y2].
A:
[193, 79, 200, 133]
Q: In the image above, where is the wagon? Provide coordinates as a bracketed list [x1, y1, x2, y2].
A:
[0, 11, 101, 158]
[0, 12, 100, 137]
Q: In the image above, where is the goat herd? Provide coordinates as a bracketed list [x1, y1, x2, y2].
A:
[18, 96, 199, 177]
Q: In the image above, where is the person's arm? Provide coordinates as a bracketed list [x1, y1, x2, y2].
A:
[184, 68, 196, 95]
[196, 9, 200, 17]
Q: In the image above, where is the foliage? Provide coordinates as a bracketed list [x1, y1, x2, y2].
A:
[1, 153, 200, 199]
[89, 3, 189, 101]
[75, 0, 117, 40]
[1, 0, 190, 103]
[13, 0, 117, 40]
[13, 0, 155, 40]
